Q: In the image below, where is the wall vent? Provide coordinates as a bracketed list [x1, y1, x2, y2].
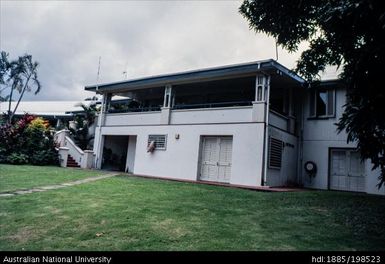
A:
[269, 137, 283, 169]
[148, 134, 167, 150]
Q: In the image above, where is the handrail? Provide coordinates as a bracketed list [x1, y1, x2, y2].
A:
[65, 136, 84, 155]
[173, 101, 252, 110]
[106, 101, 253, 113]
[54, 129, 70, 147]
[108, 105, 161, 114]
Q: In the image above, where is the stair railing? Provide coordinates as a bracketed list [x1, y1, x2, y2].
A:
[54, 130, 94, 169]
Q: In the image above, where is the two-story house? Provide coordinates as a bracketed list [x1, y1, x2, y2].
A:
[84, 59, 384, 195]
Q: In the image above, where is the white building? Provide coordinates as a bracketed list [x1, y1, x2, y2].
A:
[85, 59, 384, 195]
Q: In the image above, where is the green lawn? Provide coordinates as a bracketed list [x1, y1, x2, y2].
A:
[0, 165, 384, 251]
[0, 164, 106, 193]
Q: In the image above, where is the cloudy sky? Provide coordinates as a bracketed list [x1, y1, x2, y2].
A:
[1, 0, 333, 101]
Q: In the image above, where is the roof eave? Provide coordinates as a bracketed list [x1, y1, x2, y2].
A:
[84, 59, 305, 93]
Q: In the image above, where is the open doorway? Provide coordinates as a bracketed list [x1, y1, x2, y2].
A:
[102, 136, 129, 171]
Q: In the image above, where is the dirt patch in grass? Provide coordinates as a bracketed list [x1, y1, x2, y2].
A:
[152, 219, 191, 240]
[7, 227, 45, 244]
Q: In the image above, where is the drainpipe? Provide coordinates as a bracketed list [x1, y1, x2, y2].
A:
[298, 88, 305, 185]
[262, 75, 271, 186]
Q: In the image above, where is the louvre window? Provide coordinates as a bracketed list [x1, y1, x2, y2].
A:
[148, 135, 167, 150]
[269, 137, 283, 169]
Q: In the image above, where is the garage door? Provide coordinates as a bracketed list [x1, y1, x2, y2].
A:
[199, 136, 233, 183]
[330, 149, 365, 192]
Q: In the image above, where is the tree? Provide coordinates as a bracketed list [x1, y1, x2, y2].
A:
[69, 103, 98, 150]
[240, 0, 385, 187]
[0, 51, 41, 123]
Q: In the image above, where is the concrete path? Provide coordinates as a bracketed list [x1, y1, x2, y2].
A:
[0, 173, 119, 198]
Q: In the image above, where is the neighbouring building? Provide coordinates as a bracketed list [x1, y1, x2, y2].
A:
[0, 100, 98, 129]
[84, 59, 385, 195]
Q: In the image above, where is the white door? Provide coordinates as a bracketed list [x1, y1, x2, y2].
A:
[200, 136, 233, 183]
[330, 149, 365, 192]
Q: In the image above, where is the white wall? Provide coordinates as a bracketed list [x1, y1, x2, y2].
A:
[126, 136, 137, 173]
[170, 107, 252, 124]
[98, 123, 265, 187]
[105, 112, 161, 126]
[302, 88, 385, 195]
[267, 127, 298, 187]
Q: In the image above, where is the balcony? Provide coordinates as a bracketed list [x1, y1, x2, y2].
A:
[101, 101, 295, 132]
[103, 111, 162, 126]
[102, 101, 253, 127]
[170, 105, 253, 125]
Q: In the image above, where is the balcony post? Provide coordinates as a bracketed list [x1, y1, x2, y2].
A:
[287, 87, 296, 133]
[161, 85, 172, 124]
[252, 74, 269, 122]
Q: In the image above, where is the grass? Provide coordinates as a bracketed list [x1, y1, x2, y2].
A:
[0, 164, 106, 192]
[0, 166, 384, 251]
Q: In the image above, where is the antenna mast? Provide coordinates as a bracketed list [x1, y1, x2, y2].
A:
[122, 60, 128, 80]
[275, 39, 279, 61]
[96, 56, 101, 91]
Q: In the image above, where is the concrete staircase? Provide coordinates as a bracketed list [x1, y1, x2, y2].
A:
[55, 130, 94, 169]
[66, 155, 80, 168]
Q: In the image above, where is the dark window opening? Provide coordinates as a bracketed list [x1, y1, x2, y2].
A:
[172, 76, 255, 110]
[270, 88, 289, 116]
[309, 88, 335, 118]
[107, 87, 164, 113]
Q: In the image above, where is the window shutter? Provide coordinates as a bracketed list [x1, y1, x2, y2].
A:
[327, 90, 335, 116]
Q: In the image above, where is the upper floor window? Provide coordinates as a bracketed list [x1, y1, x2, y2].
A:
[309, 88, 335, 118]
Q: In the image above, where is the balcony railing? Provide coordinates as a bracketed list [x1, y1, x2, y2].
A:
[107, 101, 253, 113]
[172, 101, 252, 110]
[108, 105, 161, 114]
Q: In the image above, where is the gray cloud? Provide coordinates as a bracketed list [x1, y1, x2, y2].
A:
[1, 0, 329, 102]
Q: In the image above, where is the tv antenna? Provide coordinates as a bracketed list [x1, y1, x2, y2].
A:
[122, 61, 128, 80]
[96, 56, 101, 91]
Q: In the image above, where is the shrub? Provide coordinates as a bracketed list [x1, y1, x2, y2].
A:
[7, 152, 29, 165]
[0, 114, 59, 166]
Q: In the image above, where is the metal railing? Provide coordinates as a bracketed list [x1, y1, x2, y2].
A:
[106, 101, 253, 113]
[108, 105, 162, 113]
[172, 101, 252, 110]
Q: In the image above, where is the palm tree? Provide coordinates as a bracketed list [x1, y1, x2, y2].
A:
[8, 55, 41, 123]
[69, 103, 99, 150]
[0, 51, 41, 123]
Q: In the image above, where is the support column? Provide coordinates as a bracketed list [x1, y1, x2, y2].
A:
[82, 150, 95, 169]
[262, 76, 270, 186]
[161, 85, 172, 124]
[287, 87, 296, 134]
[94, 93, 108, 168]
[252, 74, 269, 122]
